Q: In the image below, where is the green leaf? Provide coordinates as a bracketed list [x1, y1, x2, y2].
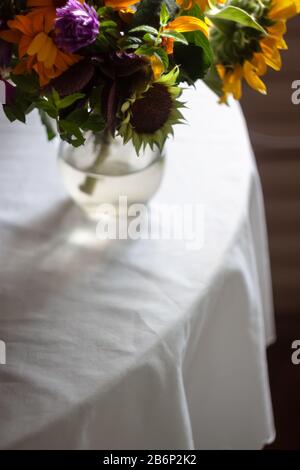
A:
[97, 6, 113, 16]
[82, 114, 106, 132]
[132, 0, 179, 29]
[122, 44, 140, 50]
[52, 88, 60, 107]
[185, 29, 213, 63]
[11, 73, 39, 96]
[38, 109, 57, 141]
[135, 44, 156, 56]
[59, 120, 85, 147]
[174, 43, 210, 83]
[161, 30, 188, 45]
[3, 102, 26, 123]
[35, 99, 58, 119]
[2, 105, 17, 122]
[160, 2, 170, 26]
[154, 48, 169, 69]
[143, 32, 157, 43]
[175, 3, 212, 82]
[203, 64, 224, 98]
[207, 6, 267, 34]
[3, 85, 34, 123]
[130, 25, 159, 35]
[185, 3, 205, 19]
[57, 93, 85, 110]
[60, 133, 84, 148]
[66, 108, 90, 126]
[100, 20, 118, 29]
[89, 85, 104, 112]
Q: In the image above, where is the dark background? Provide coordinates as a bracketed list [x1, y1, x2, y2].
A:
[241, 15, 300, 450]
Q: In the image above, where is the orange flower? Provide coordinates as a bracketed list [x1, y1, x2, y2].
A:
[162, 37, 174, 55]
[104, 0, 140, 9]
[0, 9, 81, 86]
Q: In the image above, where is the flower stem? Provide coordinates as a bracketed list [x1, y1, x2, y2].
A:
[79, 129, 112, 196]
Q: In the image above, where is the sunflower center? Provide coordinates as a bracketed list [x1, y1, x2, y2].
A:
[130, 84, 173, 135]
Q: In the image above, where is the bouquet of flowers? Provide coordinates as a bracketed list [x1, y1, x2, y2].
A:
[0, 0, 299, 154]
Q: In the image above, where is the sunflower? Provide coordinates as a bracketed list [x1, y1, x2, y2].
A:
[0, 8, 81, 86]
[211, 0, 300, 101]
[118, 68, 184, 153]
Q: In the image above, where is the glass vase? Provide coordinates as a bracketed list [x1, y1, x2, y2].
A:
[57, 131, 165, 220]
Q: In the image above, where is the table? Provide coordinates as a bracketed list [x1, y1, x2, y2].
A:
[0, 83, 275, 449]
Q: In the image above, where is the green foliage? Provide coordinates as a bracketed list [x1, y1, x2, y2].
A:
[130, 25, 159, 35]
[174, 43, 210, 83]
[160, 3, 170, 26]
[207, 6, 267, 34]
[132, 0, 179, 28]
[38, 110, 57, 141]
[172, 5, 212, 84]
[161, 30, 188, 46]
[3, 72, 40, 123]
[155, 48, 169, 70]
[203, 64, 224, 98]
[56, 90, 105, 147]
[0, 0, 277, 154]
[11, 73, 39, 96]
[52, 90, 86, 110]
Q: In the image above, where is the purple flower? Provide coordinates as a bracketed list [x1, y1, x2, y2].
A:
[55, 0, 100, 53]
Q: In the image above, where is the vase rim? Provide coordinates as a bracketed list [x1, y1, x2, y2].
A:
[58, 141, 165, 178]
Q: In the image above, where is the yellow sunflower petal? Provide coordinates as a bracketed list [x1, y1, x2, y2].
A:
[150, 55, 164, 79]
[223, 66, 243, 100]
[267, 20, 288, 49]
[260, 38, 282, 70]
[216, 64, 226, 80]
[243, 60, 267, 94]
[251, 53, 267, 75]
[269, 0, 298, 20]
[165, 16, 208, 37]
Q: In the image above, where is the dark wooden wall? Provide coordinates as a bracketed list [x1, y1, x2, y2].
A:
[241, 16, 300, 449]
[241, 16, 300, 317]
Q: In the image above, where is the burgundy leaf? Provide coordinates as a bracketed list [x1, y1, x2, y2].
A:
[48, 60, 95, 96]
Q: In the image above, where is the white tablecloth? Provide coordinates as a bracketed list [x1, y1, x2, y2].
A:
[0, 83, 275, 449]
